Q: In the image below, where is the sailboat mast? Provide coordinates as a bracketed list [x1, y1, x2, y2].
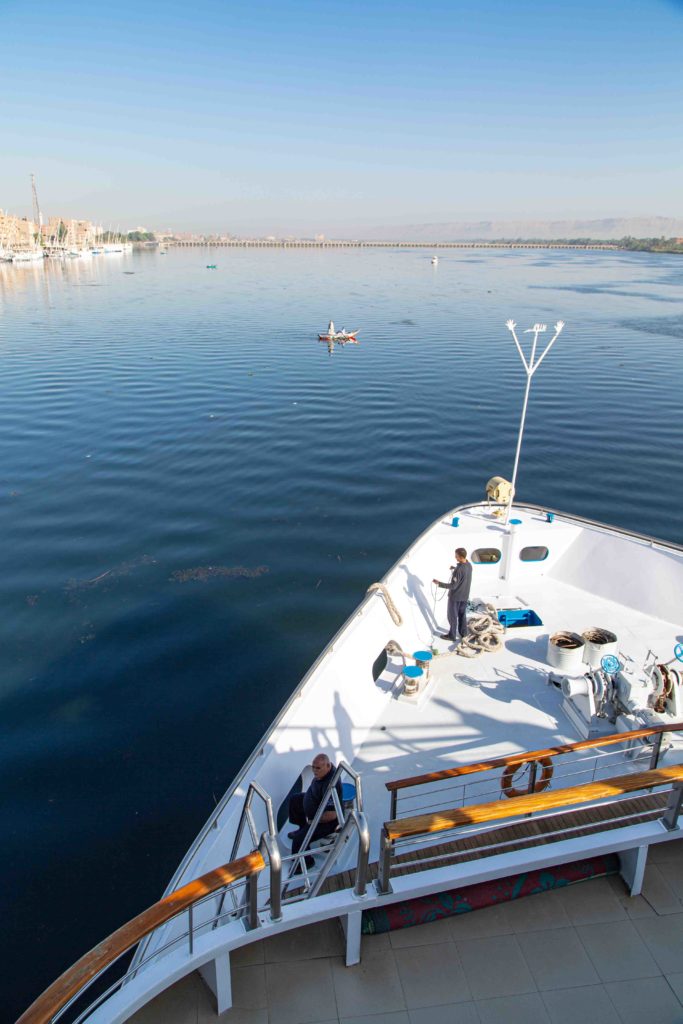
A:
[30, 173, 43, 247]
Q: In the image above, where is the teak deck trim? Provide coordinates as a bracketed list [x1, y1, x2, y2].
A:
[16, 850, 265, 1024]
[384, 765, 683, 841]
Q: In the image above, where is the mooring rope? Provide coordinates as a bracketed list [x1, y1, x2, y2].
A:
[454, 603, 504, 658]
[367, 582, 403, 626]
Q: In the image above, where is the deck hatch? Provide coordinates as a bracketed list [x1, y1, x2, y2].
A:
[497, 608, 543, 628]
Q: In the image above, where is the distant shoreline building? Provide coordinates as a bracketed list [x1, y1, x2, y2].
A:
[0, 209, 104, 253]
[0, 209, 37, 250]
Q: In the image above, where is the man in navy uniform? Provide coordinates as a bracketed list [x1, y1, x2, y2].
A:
[288, 753, 342, 869]
[433, 547, 472, 642]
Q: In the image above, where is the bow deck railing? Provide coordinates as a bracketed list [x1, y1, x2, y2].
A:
[17, 726, 683, 1024]
[18, 763, 371, 1024]
[385, 721, 683, 819]
[16, 850, 266, 1024]
[378, 763, 683, 893]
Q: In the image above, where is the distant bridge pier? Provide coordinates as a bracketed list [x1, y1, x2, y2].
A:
[169, 240, 618, 251]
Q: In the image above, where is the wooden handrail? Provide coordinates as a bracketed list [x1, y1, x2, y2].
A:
[384, 764, 683, 841]
[16, 849, 265, 1024]
[385, 722, 683, 793]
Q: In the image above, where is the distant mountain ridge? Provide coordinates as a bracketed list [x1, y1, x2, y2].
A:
[355, 217, 683, 242]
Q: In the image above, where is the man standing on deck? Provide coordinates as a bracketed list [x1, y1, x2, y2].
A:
[288, 753, 342, 870]
[433, 547, 472, 642]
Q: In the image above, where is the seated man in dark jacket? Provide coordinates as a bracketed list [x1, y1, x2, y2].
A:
[288, 753, 342, 869]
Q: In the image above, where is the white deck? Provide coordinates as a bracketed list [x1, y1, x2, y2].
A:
[130, 836, 683, 1024]
[151, 502, 683, 890]
[356, 572, 682, 858]
[93, 502, 683, 1024]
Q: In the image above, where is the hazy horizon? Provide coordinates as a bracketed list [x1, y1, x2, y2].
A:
[2, 0, 682, 235]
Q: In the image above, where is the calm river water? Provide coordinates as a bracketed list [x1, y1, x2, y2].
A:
[3, 246, 683, 1015]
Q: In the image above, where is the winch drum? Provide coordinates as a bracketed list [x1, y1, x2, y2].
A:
[547, 631, 585, 673]
[582, 628, 618, 669]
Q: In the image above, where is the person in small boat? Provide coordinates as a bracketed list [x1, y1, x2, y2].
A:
[328, 320, 335, 337]
[288, 753, 342, 869]
[433, 547, 472, 642]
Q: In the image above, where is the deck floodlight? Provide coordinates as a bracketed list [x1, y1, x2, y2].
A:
[504, 319, 565, 525]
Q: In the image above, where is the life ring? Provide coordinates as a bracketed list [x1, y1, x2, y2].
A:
[501, 757, 554, 798]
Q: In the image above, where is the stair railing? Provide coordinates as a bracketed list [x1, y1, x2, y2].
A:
[281, 761, 368, 899]
[215, 781, 280, 922]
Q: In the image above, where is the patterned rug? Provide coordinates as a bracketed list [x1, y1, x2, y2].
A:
[361, 854, 619, 934]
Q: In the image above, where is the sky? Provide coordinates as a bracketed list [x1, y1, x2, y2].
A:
[1, 0, 682, 235]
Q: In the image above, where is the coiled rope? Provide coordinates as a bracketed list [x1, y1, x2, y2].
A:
[454, 603, 504, 658]
[367, 582, 403, 626]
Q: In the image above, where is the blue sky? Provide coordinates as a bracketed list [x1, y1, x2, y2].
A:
[1, 0, 682, 233]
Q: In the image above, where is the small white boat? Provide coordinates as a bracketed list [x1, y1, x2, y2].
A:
[318, 320, 359, 342]
[431, 255, 439, 265]
[11, 248, 44, 263]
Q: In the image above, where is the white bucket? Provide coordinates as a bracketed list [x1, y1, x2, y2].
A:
[547, 631, 585, 673]
[582, 628, 618, 669]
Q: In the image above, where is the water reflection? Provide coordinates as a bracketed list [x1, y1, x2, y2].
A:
[0, 250, 132, 303]
[318, 337, 360, 357]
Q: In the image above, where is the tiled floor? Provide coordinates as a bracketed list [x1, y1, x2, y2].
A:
[131, 840, 683, 1024]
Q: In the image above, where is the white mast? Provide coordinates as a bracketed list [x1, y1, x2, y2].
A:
[30, 173, 43, 249]
[504, 318, 565, 525]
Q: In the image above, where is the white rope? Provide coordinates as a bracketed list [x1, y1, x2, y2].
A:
[453, 602, 504, 658]
[367, 582, 403, 626]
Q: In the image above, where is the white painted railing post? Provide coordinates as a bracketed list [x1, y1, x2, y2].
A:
[199, 952, 233, 1014]
[663, 782, 683, 830]
[618, 846, 648, 896]
[343, 910, 363, 966]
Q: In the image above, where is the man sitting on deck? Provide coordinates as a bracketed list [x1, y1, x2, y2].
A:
[288, 753, 342, 870]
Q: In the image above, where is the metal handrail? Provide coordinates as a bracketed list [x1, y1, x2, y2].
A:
[17, 850, 266, 1024]
[387, 723, 680, 818]
[377, 765, 683, 894]
[308, 809, 371, 899]
[280, 762, 366, 903]
[231, 781, 277, 853]
[396, 745, 655, 816]
[391, 802, 666, 872]
[215, 781, 279, 925]
[288, 760, 363, 877]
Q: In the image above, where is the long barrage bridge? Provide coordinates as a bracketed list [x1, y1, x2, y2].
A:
[169, 239, 619, 250]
